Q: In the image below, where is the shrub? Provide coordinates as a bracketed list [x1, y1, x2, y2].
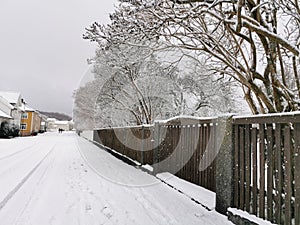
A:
[0, 122, 20, 138]
[0, 121, 11, 138]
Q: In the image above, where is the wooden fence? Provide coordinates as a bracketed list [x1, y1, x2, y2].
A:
[93, 113, 300, 224]
[94, 117, 217, 192]
[233, 113, 300, 225]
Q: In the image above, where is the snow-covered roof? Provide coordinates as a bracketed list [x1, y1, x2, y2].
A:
[0, 91, 21, 104]
[18, 106, 25, 112]
[21, 104, 35, 112]
[47, 118, 57, 122]
[55, 121, 70, 125]
[0, 96, 13, 110]
[0, 109, 12, 119]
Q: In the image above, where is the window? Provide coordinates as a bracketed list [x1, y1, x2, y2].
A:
[22, 113, 28, 119]
[20, 123, 27, 130]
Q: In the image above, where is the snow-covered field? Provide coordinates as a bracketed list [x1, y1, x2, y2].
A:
[0, 132, 233, 225]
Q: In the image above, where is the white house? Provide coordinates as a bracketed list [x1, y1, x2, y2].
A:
[46, 118, 57, 131]
[0, 96, 13, 124]
[55, 121, 72, 131]
[46, 118, 73, 131]
[0, 91, 23, 127]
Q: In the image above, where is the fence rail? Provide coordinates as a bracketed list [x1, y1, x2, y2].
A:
[93, 113, 300, 224]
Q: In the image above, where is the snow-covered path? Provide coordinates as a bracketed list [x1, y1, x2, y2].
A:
[0, 132, 233, 225]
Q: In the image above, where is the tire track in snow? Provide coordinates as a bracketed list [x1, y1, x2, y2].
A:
[0, 144, 45, 178]
[0, 144, 56, 211]
[11, 144, 60, 225]
[0, 143, 39, 161]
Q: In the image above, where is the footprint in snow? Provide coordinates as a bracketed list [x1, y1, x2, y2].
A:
[85, 204, 92, 211]
[102, 206, 113, 219]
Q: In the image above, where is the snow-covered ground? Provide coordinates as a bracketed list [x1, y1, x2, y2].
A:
[0, 132, 233, 225]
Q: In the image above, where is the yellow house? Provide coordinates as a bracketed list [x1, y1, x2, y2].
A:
[20, 105, 42, 136]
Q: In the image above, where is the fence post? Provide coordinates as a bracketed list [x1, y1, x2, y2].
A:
[141, 125, 144, 165]
[93, 130, 100, 143]
[215, 115, 235, 214]
[153, 122, 161, 173]
[295, 123, 300, 225]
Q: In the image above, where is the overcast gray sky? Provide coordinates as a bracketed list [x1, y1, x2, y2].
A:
[0, 0, 117, 116]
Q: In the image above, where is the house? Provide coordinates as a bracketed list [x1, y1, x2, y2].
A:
[55, 120, 73, 131]
[39, 113, 48, 132]
[20, 104, 42, 136]
[46, 118, 73, 131]
[0, 96, 13, 124]
[0, 91, 23, 127]
[46, 118, 57, 131]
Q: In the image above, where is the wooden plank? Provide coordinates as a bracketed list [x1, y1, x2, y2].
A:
[174, 125, 181, 173]
[175, 125, 181, 178]
[252, 127, 258, 215]
[182, 126, 187, 180]
[195, 125, 201, 186]
[201, 125, 206, 189]
[102, 130, 106, 145]
[234, 125, 240, 208]
[105, 129, 110, 147]
[259, 124, 266, 219]
[110, 129, 114, 148]
[185, 125, 190, 181]
[207, 124, 213, 190]
[245, 124, 251, 212]
[207, 123, 213, 191]
[190, 125, 195, 183]
[202, 125, 207, 189]
[200, 124, 205, 187]
[134, 128, 139, 160]
[172, 125, 178, 175]
[274, 124, 282, 224]
[233, 113, 300, 125]
[239, 126, 245, 210]
[156, 125, 162, 172]
[186, 126, 192, 182]
[206, 124, 211, 190]
[190, 126, 195, 184]
[107, 129, 110, 146]
[193, 125, 199, 185]
[284, 126, 292, 225]
[294, 123, 300, 225]
[266, 125, 274, 222]
[143, 127, 148, 163]
[204, 124, 209, 189]
[212, 122, 217, 192]
[141, 126, 145, 164]
[167, 126, 171, 172]
[124, 128, 129, 158]
[198, 124, 203, 186]
[119, 128, 124, 155]
[147, 128, 152, 164]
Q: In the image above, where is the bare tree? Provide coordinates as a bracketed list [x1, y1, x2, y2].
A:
[73, 81, 97, 130]
[170, 58, 241, 116]
[85, 0, 300, 114]
[90, 42, 177, 126]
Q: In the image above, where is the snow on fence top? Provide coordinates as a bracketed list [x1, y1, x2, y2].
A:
[233, 111, 300, 124]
